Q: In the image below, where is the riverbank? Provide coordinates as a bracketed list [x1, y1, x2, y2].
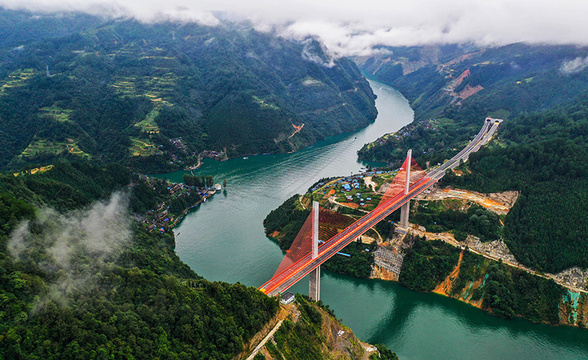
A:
[134, 173, 219, 233]
[368, 234, 588, 327]
[269, 172, 588, 327]
[186, 149, 229, 170]
[371, 214, 588, 327]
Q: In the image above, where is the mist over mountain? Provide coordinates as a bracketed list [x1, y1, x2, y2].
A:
[3, 0, 588, 57]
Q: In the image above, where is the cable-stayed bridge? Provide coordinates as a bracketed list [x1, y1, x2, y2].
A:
[259, 118, 501, 299]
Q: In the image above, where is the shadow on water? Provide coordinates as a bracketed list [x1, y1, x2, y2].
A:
[390, 286, 588, 349]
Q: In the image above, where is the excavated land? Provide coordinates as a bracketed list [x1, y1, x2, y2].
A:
[431, 252, 486, 310]
[236, 305, 291, 360]
[554, 268, 588, 293]
[372, 187, 587, 295]
[409, 229, 587, 294]
[466, 236, 520, 265]
[371, 246, 404, 281]
[415, 187, 519, 215]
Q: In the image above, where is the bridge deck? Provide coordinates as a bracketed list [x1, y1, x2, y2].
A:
[259, 118, 500, 297]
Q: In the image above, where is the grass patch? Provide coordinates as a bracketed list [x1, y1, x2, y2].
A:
[111, 76, 137, 96]
[129, 137, 162, 157]
[301, 77, 324, 86]
[19, 138, 90, 159]
[39, 105, 74, 122]
[13, 165, 55, 176]
[143, 73, 177, 102]
[112, 73, 175, 104]
[1, 68, 36, 95]
[135, 108, 161, 134]
[253, 95, 280, 110]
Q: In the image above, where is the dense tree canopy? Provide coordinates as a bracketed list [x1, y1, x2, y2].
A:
[0, 162, 279, 359]
[399, 236, 460, 292]
[0, 8, 376, 172]
[443, 97, 588, 272]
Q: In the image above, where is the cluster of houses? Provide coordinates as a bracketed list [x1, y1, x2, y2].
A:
[138, 178, 219, 233]
[312, 171, 390, 208]
[200, 150, 224, 161]
[145, 203, 173, 233]
[341, 179, 361, 192]
[343, 192, 372, 207]
[169, 137, 188, 152]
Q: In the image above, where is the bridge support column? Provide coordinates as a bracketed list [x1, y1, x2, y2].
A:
[400, 202, 410, 228]
[309, 267, 320, 301]
[309, 201, 320, 301]
[399, 149, 412, 229]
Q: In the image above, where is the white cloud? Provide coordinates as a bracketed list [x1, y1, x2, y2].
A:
[2, 0, 588, 55]
[561, 56, 588, 74]
[9, 192, 132, 308]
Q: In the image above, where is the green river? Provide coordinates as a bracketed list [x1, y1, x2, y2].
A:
[161, 80, 588, 359]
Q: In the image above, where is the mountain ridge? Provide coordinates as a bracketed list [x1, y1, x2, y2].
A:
[0, 8, 377, 172]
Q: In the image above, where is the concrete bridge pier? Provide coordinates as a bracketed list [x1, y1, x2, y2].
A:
[399, 149, 412, 229]
[309, 201, 320, 301]
[309, 267, 320, 301]
[400, 202, 410, 228]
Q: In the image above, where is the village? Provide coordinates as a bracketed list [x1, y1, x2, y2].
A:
[134, 174, 222, 233]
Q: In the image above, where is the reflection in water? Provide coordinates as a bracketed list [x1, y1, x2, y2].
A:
[165, 80, 588, 360]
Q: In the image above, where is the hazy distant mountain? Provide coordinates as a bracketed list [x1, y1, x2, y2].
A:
[356, 43, 588, 163]
[0, 8, 376, 171]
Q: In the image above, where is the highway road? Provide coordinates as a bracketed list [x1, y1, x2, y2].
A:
[259, 118, 501, 297]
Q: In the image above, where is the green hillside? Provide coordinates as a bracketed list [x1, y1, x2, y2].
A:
[356, 44, 588, 274]
[444, 98, 588, 273]
[0, 162, 280, 359]
[0, 8, 376, 172]
[357, 43, 588, 165]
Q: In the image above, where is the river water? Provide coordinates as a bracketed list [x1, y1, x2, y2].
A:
[163, 80, 588, 359]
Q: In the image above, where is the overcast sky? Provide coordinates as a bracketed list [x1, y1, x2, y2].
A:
[2, 0, 588, 56]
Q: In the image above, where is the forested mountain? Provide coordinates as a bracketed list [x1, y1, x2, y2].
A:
[354, 44, 588, 275]
[444, 97, 588, 273]
[356, 43, 588, 164]
[0, 162, 279, 359]
[0, 8, 376, 172]
[0, 162, 390, 359]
